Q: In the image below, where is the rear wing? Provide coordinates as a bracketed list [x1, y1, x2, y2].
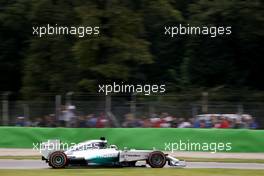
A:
[40, 139, 61, 159]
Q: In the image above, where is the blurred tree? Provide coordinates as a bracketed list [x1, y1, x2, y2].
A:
[0, 0, 32, 92]
[22, 0, 79, 98]
[73, 0, 153, 91]
[0, 0, 263, 99]
[140, 0, 184, 90]
[183, 0, 264, 89]
[170, 0, 194, 18]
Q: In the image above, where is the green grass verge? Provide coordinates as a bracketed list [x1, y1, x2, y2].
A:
[0, 156, 41, 160]
[1, 156, 264, 163]
[0, 169, 263, 176]
[178, 157, 264, 163]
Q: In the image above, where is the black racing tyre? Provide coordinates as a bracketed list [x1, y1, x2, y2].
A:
[147, 151, 166, 168]
[48, 151, 68, 168]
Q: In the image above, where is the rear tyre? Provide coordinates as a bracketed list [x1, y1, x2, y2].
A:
[48, 151, 68, 168]
[147, 151, 166, 168]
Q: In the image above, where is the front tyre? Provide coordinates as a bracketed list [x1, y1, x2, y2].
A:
[147, 151, 166, 168]
[48, 151, 68, 168]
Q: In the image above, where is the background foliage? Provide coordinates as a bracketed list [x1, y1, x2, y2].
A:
[0, 0, 263, 99]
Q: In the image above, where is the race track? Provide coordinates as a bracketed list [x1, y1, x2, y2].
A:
[0, 160, 264, 170]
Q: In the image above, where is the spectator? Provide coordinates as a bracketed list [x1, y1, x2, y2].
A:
[171, 117, 179, 128]
[44, 115, 57, 127]
[193, 119, 201, 128]
[32, 117, 46, 127]
[15, 116, 25, 126]
[77, 116, 87, 128]
[219, 116, 230, 128]
[199, 119, 207, 128]
[86, 114, 97, 127]
[233, 118, 245, 129]
[58, 105, 76, 127]
[96, 113, 109, 128]
[160, 119, 171, 128]
[178, 118, 192, 128]
[58, 106, 67, 127]
[249, 117, 258, 129]
[150, 116, 162, 128]
[25, 111, 260, 129]
[206, 116, 216, 128]
[141, 116, 152, 127]
[122, 114, 141, 127]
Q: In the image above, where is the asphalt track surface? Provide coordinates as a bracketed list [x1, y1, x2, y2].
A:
[0, 160, 264, 170]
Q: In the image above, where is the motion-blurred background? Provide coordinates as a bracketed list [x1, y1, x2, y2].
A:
[0, 0, 263, 128]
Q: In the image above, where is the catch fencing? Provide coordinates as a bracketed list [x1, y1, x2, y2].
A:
[0, 93, 264, 128]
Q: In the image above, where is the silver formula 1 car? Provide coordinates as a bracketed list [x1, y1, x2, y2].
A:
[40, 137, 185, 168]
